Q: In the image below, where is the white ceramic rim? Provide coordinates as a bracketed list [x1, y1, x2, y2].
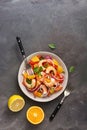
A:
[18, 51, 68, 102]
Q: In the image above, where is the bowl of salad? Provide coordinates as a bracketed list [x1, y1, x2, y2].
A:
[18, 51, 68, 102]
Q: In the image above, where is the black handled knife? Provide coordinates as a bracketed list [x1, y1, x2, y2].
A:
[16, 36, 26, 58]
[49, 103, 62, 121]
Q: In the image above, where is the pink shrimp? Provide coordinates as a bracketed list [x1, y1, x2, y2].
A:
[38, 59, 54, 70]
[39, 84, 48, 97]
[23, 78, 36, 90]
[46, 66, 57, 75]
[43, 74, 57, 88]
[34, 84, 48, 97]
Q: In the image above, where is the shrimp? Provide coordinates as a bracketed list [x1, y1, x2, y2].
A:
[44, 74, 56, 88]
[39, 84, 48, 97]
[23, 77, 36, 90]
[35, 72, 45, 83]
[38, 59, 54, 70]
[33, 84, 48, 97]
[46, 66, 57, 75]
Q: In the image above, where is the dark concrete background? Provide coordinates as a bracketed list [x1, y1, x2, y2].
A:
[0, 0, 87, 130]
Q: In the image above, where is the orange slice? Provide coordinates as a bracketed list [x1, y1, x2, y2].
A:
[26, 106, 44, 125]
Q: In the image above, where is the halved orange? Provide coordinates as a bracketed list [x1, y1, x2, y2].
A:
[26, 106, 44, 125]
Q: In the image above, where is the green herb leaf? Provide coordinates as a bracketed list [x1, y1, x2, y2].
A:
[39, 66, 43, 72]
[38, 72, 41, 76]
[26, 78, 32, 84]
[33, 66, 43, 74]
[33, 67, 39, 74]
[48, 43, 56, 49]
[69, 66, 75, 73]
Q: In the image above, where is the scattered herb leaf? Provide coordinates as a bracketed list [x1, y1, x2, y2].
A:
[69, 66, 75, 73]
[48, 43, 56, 49]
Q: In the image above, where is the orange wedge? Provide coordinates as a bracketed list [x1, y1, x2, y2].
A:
[26, 106, 44, 125]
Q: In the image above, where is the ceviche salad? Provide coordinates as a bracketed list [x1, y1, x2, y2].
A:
[22, 55, 65, 98]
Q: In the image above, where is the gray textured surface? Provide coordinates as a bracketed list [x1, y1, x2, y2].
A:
[0, 0, 87, 130]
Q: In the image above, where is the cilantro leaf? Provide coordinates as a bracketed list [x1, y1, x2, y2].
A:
[33, 66, 43, 74]
[69, 66, 75, 73]
[33, 67, 39, 73]
[39, 66, 43, 72]
[48, 43, 56, 49]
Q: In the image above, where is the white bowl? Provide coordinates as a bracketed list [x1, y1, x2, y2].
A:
[18, 51, 68, 102]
